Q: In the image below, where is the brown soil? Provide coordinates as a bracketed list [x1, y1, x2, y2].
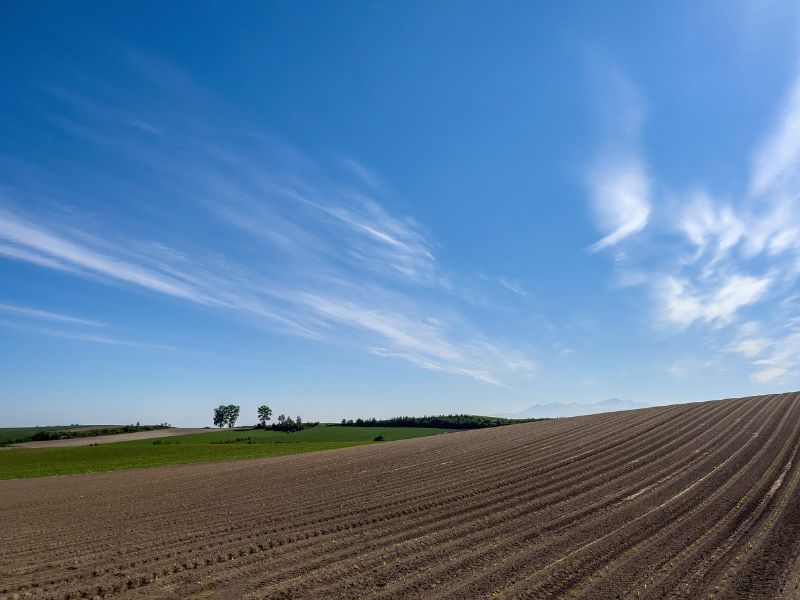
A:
[9, 428, 212, 448]
[2, 393, 799, 599]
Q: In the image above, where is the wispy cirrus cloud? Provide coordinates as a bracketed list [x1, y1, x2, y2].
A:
[0, 206, 218, 305]
[0, 319, 178, 350]
[0, 195, 533, 382]
[750, 72, 800, 197]
[0, 195, 532, 382]
[498, 277, 529, 298]
[0, 301, 179, 350]
[586, 63, 652, 252]
[0, 302, 105, 327]
[0, 55, 535, 385]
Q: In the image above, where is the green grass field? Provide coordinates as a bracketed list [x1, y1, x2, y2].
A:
[125, 425, 452, 445]
[0, 426, 72, 446]
[0, 442, 369, 479]
[0, 426, 455, 479]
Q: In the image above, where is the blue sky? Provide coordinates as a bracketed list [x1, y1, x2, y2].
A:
[2, 1, 800, 426]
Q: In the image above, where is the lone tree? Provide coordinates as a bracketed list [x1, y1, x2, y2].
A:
[213, 404, 240, 428]
[257, 405, 273, 427]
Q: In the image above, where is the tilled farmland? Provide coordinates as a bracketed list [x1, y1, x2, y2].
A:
[3, 393, 800, 599]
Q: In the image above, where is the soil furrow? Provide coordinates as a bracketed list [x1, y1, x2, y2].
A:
[1, 393, 798, 600]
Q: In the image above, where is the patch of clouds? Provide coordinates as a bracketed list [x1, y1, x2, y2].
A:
[589, 59, 800, 384]
[725, 321, 773, 359]
[678, 190, 744, 267]
[725, 320, 800, 383]
[655, 274, 772, 329]
[0, 195, 533, 384]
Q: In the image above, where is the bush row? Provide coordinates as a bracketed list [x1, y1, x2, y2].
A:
[338, 414, 543, 429]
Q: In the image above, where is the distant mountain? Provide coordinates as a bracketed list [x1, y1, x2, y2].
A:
[499, 398, 652, 419]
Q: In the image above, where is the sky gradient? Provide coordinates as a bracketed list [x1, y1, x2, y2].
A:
[2, 1, 800, 426]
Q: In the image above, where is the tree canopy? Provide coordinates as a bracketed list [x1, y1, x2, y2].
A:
[213, 404, 240, 428]
[257, 405, 273, 427]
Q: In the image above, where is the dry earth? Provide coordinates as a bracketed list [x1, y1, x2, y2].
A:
[2, 392, 800, 599]
[10, 428, 211, 449]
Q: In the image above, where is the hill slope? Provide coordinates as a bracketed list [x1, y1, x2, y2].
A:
[2, 392, 799, 599]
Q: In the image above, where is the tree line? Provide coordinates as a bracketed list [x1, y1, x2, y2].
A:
[339, 414, 542, 429]
[212, 404, 318, 432]
[212, 407, 539, 432]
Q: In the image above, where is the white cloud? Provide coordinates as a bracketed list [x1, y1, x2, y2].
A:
[341, 158, 383, 190]
[585, 67, 651, 252]
[193, 150, 442, 288]
[726, 323, 800, 384]
[588, 60, 800, 385]
[751, 331, 800, 382]
[655, 274, 772, 329]
[740, 197, 800, 258]
[750, 72, 800, 197]
[587, 159, 651, 251]
[725, 321, 772, 359]
[0, 206, 211, 305]
[0, 318, 176, 350]
[667, 358, 719, 379]
[678, 190, 744, 265]
[751, 366, 787, 383]
[498, 277, 529, 298]
[0, 243, 80, 272]
[294, 291, 535, 383]
[0, 148, 531, 386]
[0, 302, 105, 327]
[1, 52, 537, 387]
[612, 268, 648, 289]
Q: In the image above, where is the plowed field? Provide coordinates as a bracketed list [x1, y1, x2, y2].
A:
[3, 392, 800, 599]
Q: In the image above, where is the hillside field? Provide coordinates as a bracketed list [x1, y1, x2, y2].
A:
[0, 426, 453, 479]
[127, 425, 454, 444]
[2, 393, 800, 599]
